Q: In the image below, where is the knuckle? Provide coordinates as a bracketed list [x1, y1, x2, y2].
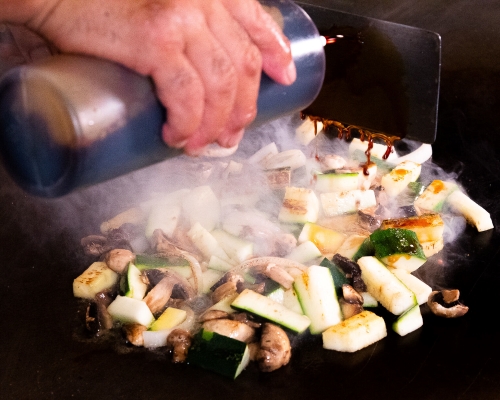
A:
[211, 51, 234, 78]
[230, 104, 257, 132]
[242, 44, 262, 77]
[208, 52, 237, 100]
[170, 69, 204, 103]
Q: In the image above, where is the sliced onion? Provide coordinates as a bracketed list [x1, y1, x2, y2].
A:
[182, 252, 203, 294]
[176, 305, 196, 333]
[389, 143, 432, 166]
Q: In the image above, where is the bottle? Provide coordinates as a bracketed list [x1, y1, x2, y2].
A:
[0, 0, 325, 197]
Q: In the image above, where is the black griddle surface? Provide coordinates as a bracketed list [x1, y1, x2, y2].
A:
[2, 1, 500, 399]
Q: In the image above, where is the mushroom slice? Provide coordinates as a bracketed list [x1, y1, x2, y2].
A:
[210, 272, 245, 292]
[256, 323, 291, 372]
[331, 254, 367, 292]
[357, 204, 391, 232]
[427, 290, 469, 318]
[248, 342, 261, 362]
[231, 312, 262, 329]
[342, 284, 364, 304]
[252, 263, 295, 290]
[94, 291, 114, 331]
[238, 281, 266, 294]
[143, 271, 196, 314]
[106, 228, 134, 251]
[332, 253, 366, 292]
[339, 284, 364, 319]
[152, 229, 204, 293]
[167, 329, 193, 363]
[198, 310, 230, 323]
[123, 323, 147, 346]
[202, 319, 256, 343]
[104, 249, 135, 274]
[212, 281, 239, 304]
[81, 235, 110, 257]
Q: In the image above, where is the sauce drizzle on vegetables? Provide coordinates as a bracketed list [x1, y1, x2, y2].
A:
[300, 112, 400, 175]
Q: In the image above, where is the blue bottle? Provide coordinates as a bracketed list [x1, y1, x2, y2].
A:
[0, 0, 325, 197]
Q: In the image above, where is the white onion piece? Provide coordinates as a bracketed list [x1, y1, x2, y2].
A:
[265, 149, 307, 170]
[247, 142, 278, 165]
[142, 306, 195, 348]
[143, 328, 174, 349]
[388, 143, 432, 166]
[175, 306, 196, 333]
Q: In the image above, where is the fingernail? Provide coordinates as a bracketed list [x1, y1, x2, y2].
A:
[171, 139, 188, 149]
[284, 61, 297, 85]
[219, 129, 244, 148]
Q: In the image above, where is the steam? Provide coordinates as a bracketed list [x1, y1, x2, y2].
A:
[9, 112, 477, 292]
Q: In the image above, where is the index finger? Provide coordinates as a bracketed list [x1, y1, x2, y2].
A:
[221, 0, 296, 86]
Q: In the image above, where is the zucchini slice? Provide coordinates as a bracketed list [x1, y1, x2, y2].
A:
[211, 229, 253, 263]
[381, 160, 421, 197]
[322, 310, 387, 352]
[446, 190, 494, 232]
[188, 329, 250, 379]
[125, 263, 148, 300]
[149, 307, 187, 331]
[336, 234, 369, 260]
[231, 289, 311, 333]
[314, 171, 360, 193]
[298, 222, 346, 255]
[414, 180, 458, 212]
[319, 258, 349, 296]
[278, 186, 319, 224]
[380, 213, 444, 245]
[389, 268, 432, 305]
[266, 286, 304, 315]
[392, 304, 423, 336]
[370, 228, 426, 272]
[357, 256, 417, 315]
[107, 295, 155, 327]
[73, 262, 119, 299]
[285, 240, 322, 263]
[320, 189, 377, 217]
[293, 265, 343, 334]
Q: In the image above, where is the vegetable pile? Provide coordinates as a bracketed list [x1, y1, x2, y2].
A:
[73, 117, 493, 379]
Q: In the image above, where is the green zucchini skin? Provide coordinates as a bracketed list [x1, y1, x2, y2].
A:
[370, 228, 426, 260]
[320, 258, 349, 296]
[352, 238, 375, 261]
[187, 329, 250, 379]
[392, 304, 423, 336]
[231, 289, 311, 333]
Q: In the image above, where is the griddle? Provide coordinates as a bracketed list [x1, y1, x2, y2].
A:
[2, 1, 500, 399]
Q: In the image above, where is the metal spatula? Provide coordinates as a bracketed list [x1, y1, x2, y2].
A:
[300, 4, 441, 144]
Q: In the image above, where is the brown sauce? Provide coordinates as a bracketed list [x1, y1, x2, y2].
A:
[300, 112, 400, 175]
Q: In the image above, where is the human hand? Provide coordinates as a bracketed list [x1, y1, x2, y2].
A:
[28, 0, 296, 155]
